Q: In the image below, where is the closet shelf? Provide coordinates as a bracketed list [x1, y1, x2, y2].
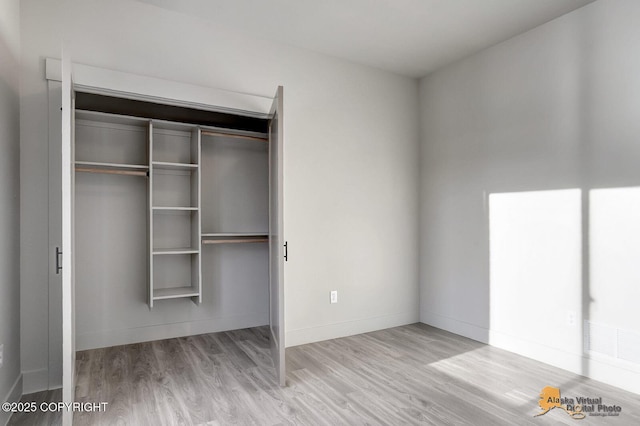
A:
[76, 161, 149, 169]
[75, 161, 149, 177]
[202, 239, 267, 245]
[152, 161, 198, 171]
[202, 234, 268, 245]
[201, 130, 268, 143]
[201, 232, 268, 237]
[153, 287, 200, 300]
[153, 206, 199, 211]
[152, 248, 200, 255]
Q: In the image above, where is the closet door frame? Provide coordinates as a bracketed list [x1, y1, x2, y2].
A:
[60, 53, 76, 426]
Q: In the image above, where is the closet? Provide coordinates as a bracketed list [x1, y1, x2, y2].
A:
[72, 94, 276, 310]
[51, 60, 285, 424]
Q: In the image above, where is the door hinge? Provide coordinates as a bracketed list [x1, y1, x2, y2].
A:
[56, 247, 62, 274]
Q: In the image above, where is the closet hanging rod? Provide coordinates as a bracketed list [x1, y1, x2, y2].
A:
[201, 130, 268, 143]
[202, 238, 268, 245]
[75, 167, 148, 177]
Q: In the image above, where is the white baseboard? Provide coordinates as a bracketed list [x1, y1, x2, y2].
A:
[488, 329, 640, 395]
[76, 313, 268, 351]
[1, 374, 22, 426]
[286, 311, 419, 348]
[420, 309, 640, 395]
[585, 355, 640, 395]
[22, 368, 48, 395]
[420, 309, 489, 344]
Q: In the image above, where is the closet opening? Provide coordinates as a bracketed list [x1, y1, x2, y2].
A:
[66, 88, 285, 401]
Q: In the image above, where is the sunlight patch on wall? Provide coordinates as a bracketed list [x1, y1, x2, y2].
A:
[489, 189, 582, 358]
[589, 187, 640, 333]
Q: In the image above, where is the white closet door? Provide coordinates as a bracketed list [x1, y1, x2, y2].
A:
[269, 86, 286, 386]
[61, 55, 76, 426]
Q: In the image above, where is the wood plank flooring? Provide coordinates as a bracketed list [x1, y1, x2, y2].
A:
[6, 389, 62, 426]
[8, 323, 640, 425]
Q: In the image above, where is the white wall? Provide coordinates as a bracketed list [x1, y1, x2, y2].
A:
[419, 0, 640, 394]
[20, 0, 420, 391]
[0, 0, 22, 422]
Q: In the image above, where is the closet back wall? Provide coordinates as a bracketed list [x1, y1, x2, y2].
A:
[20, 0, 419, 391]
[75, 117, 150, 348]
[74, 116, 269, 350]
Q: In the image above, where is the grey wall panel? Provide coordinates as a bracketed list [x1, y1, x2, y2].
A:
[75, 120, 147, 165]
[201, 135, 268, 233]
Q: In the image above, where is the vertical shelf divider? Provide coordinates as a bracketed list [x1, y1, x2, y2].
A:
[192, 127, 202, 304]
[148, 120, 154, 308]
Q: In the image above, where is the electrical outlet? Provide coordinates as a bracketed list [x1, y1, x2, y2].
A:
[567, 311, 576, 326]
[330, 290, 338, 304]
[0, 344, 3, 368]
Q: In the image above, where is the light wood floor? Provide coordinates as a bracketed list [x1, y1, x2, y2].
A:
[9, 323, 640, 425]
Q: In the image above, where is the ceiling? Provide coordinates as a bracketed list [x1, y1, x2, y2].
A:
[137, 0, 596, 78]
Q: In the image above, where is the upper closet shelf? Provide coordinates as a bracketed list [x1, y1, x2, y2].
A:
[201, 130, 268, 143]
[75, 109, 150, 127]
